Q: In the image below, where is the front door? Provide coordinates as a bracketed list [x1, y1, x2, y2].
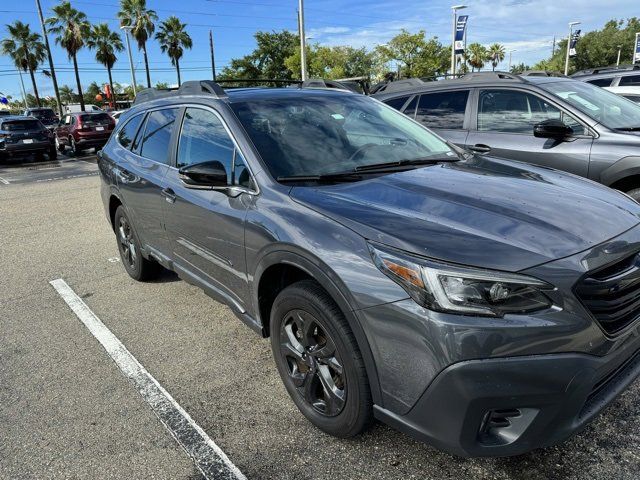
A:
[465, 88, 594, 177]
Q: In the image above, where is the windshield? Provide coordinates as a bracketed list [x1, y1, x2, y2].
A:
[230, 93, 454, 178]
[541, 80, 640, 130]
[1, 120, 42, 131]
[30, 109, 55, 119]
[80, 113, 111, 124]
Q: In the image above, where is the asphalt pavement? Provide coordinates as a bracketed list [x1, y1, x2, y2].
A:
[1, 154, 639, 479]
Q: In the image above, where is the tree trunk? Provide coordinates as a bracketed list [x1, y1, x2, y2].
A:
[72, 53, 85, 112]
[107, 65, 115, 110]
[142, 42, 151, 88]
[27, 66, 41, 107]
[176, 58, 181, 87]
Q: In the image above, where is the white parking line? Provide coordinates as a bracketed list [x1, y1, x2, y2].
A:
[49, 278, 247, 480]
[0, 175, 10, 185]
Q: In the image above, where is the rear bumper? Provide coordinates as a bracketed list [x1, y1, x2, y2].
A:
[76, 136, 109, 148]
[0, 141, 51, 154]
[375, 338, 640, 457]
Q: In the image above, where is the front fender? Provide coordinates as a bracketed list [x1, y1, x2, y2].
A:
[599, 155, 640, 187]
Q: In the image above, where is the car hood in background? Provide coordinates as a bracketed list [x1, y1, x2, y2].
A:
[290, 156, 640, 272]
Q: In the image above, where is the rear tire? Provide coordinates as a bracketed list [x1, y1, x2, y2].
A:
[55, 135, 65, 153]
[70, 136, 82, 156]
[270, 280, 373, 438]
[48, 145, 57, 160]
[113, 206, 161, 281]
[625, 187, 640, 202]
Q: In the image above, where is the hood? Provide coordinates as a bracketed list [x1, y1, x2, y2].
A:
[290, 156, 640, 271]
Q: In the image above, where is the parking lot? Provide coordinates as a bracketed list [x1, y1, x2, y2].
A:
[2, 154, 640, 480]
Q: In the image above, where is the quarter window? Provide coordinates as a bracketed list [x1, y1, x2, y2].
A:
[384, 96, 411, 111]
[139, 108, 179, 164]
[586, 78, 613, 87]
[478, 89, 584, 135]
[117, 114, 144, 149]
[415, 90, 469, 129]
[618, 74, 640, 86]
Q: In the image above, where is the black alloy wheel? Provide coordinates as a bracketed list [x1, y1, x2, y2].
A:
[113, 206, 160, 281]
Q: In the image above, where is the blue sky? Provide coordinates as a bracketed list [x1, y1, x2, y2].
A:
[0, 0, 637, 99]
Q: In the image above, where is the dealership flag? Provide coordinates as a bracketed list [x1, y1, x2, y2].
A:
[454, 15, 469, 54]
[569, 29, 581, 57]
[634, 33, 640, 63]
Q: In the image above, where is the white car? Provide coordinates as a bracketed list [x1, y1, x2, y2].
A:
[63, 104, 104, 113]
[604, 86, 640, 104]
[110, 109, 128, 124]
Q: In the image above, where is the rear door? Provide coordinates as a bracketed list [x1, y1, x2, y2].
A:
[412, 89, 471, 147]
[465, 88, 594, 177]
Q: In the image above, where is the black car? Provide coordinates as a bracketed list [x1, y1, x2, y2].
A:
[0, 116, 56, 161]
[22, 107, 58, 130]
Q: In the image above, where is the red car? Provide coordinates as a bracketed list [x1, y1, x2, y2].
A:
[55, 112, 115, 155]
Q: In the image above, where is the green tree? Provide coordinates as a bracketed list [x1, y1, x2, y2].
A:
[488, 43, 506, 71]
[1, 21, 46, 107]
[465, 43, 488, 72]
[155, 16, 192, 87]
[509, 62, 530, 74]
[376, 30, 449, 78]
[118, 0, 157, 88]
[155, 81, 169, 89]
[219, 30, 299, 81]
[285, 45, 382, 80]
[86, 23, 123, 109]
[46, 1, 90, 111]
[59, 84, 75, 104]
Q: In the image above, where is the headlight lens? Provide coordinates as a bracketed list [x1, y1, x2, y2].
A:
[369, 243, 554, 316]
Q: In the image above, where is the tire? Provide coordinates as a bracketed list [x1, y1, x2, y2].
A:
[55, 135, 65, 153]
[113, 205, 161, 281]
[48, 145, 57, 160]
[270, 279, 373, 438]
[625, 188, 640, 202]
[70, 136, 82, 156]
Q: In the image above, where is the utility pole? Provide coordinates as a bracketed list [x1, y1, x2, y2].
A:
[564, 21, 580, 76]
[16, 67, 29, 109]
[552, 35, 556, 56]
[617, 45, 622, 66]
[508, 49, 516, 71]
[121, 25, 137, 96]
[298, 0, 308, 81]
[209, 30, 216, 82]
[35, 0, 62, 117]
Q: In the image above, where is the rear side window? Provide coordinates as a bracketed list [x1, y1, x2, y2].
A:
[117, 114, 144, 149]
[618, 74, 640, 86]
[139, 108, 179, 164]
[1, 120, 41, 131]
[384, 96, 411, 111]
[415, 90, 469, 129]
[586, 78, 613, 87]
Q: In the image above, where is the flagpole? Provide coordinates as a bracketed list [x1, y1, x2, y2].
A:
[564, 21, 580, 76]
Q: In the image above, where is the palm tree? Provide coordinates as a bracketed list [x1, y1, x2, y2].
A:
[86, 23, 123, 109]
[1, 21, 46, 107]
[59, 84, 75, 104]
[118, 0, 157, 88]
[46, 1, 90, 111]
[466, 43, 488, 72]
[488, 43, 506, 71]
[155, 17, 192, 86]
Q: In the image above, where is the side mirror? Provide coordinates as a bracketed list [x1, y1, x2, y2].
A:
[533, 119, 573, 139]
[179, 161, 228, 188]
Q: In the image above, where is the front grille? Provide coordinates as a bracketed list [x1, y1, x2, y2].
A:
[575, 251, 640, 335]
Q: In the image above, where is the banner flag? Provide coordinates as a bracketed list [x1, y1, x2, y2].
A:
[454, 15, 468, 54]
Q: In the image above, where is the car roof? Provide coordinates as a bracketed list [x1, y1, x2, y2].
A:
[1, 115, 40, 121]
[225, 86, 353, 103]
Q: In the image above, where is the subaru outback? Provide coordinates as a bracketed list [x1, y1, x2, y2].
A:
[99, 80, 640, 457]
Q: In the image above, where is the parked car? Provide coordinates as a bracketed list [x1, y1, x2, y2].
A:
[604, 85, 640, 104]
[63, 103, 104, 114]
[110, 109, 128, 124]
[22, 107, 58, 130]
[55, 112, 115, 155]
[571, 64, 640, 87]
[374, 71, 640, 200]
[99, 80, 640, 457]
[0, 115, 56, 161]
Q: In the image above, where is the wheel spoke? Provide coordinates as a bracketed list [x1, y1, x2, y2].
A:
[315, 364, 345, 416]
[283, 322, 305, 356]
[280, 340, 303, 360]
[308, 336, 336, 359]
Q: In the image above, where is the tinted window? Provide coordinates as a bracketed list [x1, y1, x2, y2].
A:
[619, 75, 640, 86]
[80, 113, 111, 124]
[623, 95, 640, 104]
[1, 120, 42, 131]
[586, 78, 613, 87]
[415, 91, 469, 129]
[478, 89, 584, 135]
[29, 108, 55, 119]
[139, 108, 178, 164]
[403, 96, 418, 118]
[117, 114, 144, 149]
[177, 108, 234, 183]
[384, 96, 410, 111]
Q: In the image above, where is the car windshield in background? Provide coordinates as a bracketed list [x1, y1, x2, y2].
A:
[230, 94, 454, 178]
[541, 80, 640, 130]
[80, 113, 111, 125]
[30, 109, 55, 119]
[1, 120, 42, 131]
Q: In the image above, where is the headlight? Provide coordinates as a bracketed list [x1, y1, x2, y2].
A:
[369, 243, 554, 316]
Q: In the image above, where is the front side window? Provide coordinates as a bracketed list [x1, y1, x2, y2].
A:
[139, 108, 179, 164]
[117, 114, 144, 149]
[230, 93, 453, 178]
[478, 89, 585, 135]
[384, 96, 411, 111]
[415, 90, 469, 130]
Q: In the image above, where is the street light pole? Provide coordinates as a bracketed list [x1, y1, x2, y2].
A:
[35, 0, 63, 118]
[617, 45, 622, 66]
[298, 0, 308, 81]
[121, 26, 137, 96]
[564, 21, 580, 76]
[209, 30, 216, 82]
[16, 67, 29, 109]
[450, 5, 467, 77]
[508, 49, 516, 70]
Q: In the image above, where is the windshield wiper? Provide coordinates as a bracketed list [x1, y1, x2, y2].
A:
[354, 155, 459, 172]
[277, 172, 363, 183]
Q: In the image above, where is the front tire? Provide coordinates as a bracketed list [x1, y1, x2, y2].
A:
[113, 206, 161, 281]
[270, 280, 373, 438]
[48, 145, 57, 160]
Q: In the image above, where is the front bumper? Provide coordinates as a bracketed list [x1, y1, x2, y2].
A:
[374, 338, 640, 457]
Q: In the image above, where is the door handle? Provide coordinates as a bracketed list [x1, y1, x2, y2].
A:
[161, 187, 176, 204]
[468, 144, 491, 154]
[116, 167, 134, 183]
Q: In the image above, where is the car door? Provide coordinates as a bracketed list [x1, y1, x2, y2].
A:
[57, 115, 70, 143]
[411, 89, 471, 147]
[115, 108, 179, 255]
[163, 105, 255, 311]
[465, 88, 594, 177]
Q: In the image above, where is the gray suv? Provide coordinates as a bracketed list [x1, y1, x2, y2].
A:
[374, 72, 640, 200]
[99, 80, 640, 457]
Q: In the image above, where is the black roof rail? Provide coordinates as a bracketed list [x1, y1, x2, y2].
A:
[370, 78, 426, 94]
[301, 78, 357, 92]
[520, 70, 566, 77]
[133, 80, 228, 105]
[461, 71, 523, 82]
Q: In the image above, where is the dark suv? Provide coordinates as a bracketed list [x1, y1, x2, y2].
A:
[99, 80, 640, 457]
[374, 72, 640, 200]
[22, 107, 58, 130]
[0, 115, 56, 161]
